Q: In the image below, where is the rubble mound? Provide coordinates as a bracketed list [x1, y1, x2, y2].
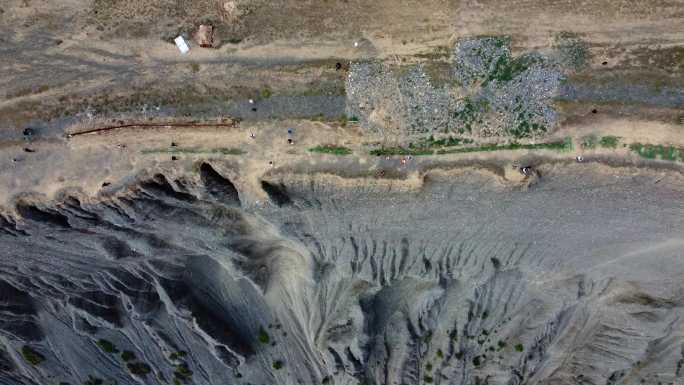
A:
[346, 36, 564, 140]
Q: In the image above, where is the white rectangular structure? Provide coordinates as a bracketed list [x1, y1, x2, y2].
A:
[174, 36, 190, 54]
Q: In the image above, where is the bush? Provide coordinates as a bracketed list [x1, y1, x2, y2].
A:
[121, 350, 135, 362]
[272, 360, 284, 370]
[174, 363, 193, 380]
[515, 343, 524, 352]
[260, 87, 272, 99]
[127, 362, 151, 376]
[258, 328, 270, 344]
[309, 145, 352, 155]
[21, 345, 45, 365]
[599, 136, 620, 148]
[169, 351, 187, 360]
[96, 339, 118, 353]
[83, 376, 103, 385]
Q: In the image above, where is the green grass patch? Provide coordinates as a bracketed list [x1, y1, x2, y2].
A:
[96, 339, 118, 353]
[309, 145, 353, 155]
[20, 345, 45, 365]
[453, 97, 488, 133]
[421, 135, 474, 147]
[486, 53, 541, 84]
[630, 143, 684, 161]
[370, 147, 434, 156]
[438, 137, 572, 154]
[599, 135, 620, 149]
[141, 147, 245, 155]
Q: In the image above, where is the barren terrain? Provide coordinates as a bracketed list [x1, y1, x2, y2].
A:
[0, 1, 683, 385]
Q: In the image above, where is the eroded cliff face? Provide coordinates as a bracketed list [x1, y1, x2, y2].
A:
[0, 163, 683, 385]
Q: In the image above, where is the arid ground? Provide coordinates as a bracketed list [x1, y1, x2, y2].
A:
[0, 1, 683, 385]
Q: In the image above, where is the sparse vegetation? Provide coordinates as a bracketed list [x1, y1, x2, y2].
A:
[141, 147, 245, 155]
[599, 135, 620, 149]
[554, 31, 590, 69]
[436, 349, 444, 359]
[96, 339, 118, 353]
[338, 114, 348, 127]
[189, 63, 200, 73]
[309, 145, 353, 155]
[21, 345, 45, 365]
